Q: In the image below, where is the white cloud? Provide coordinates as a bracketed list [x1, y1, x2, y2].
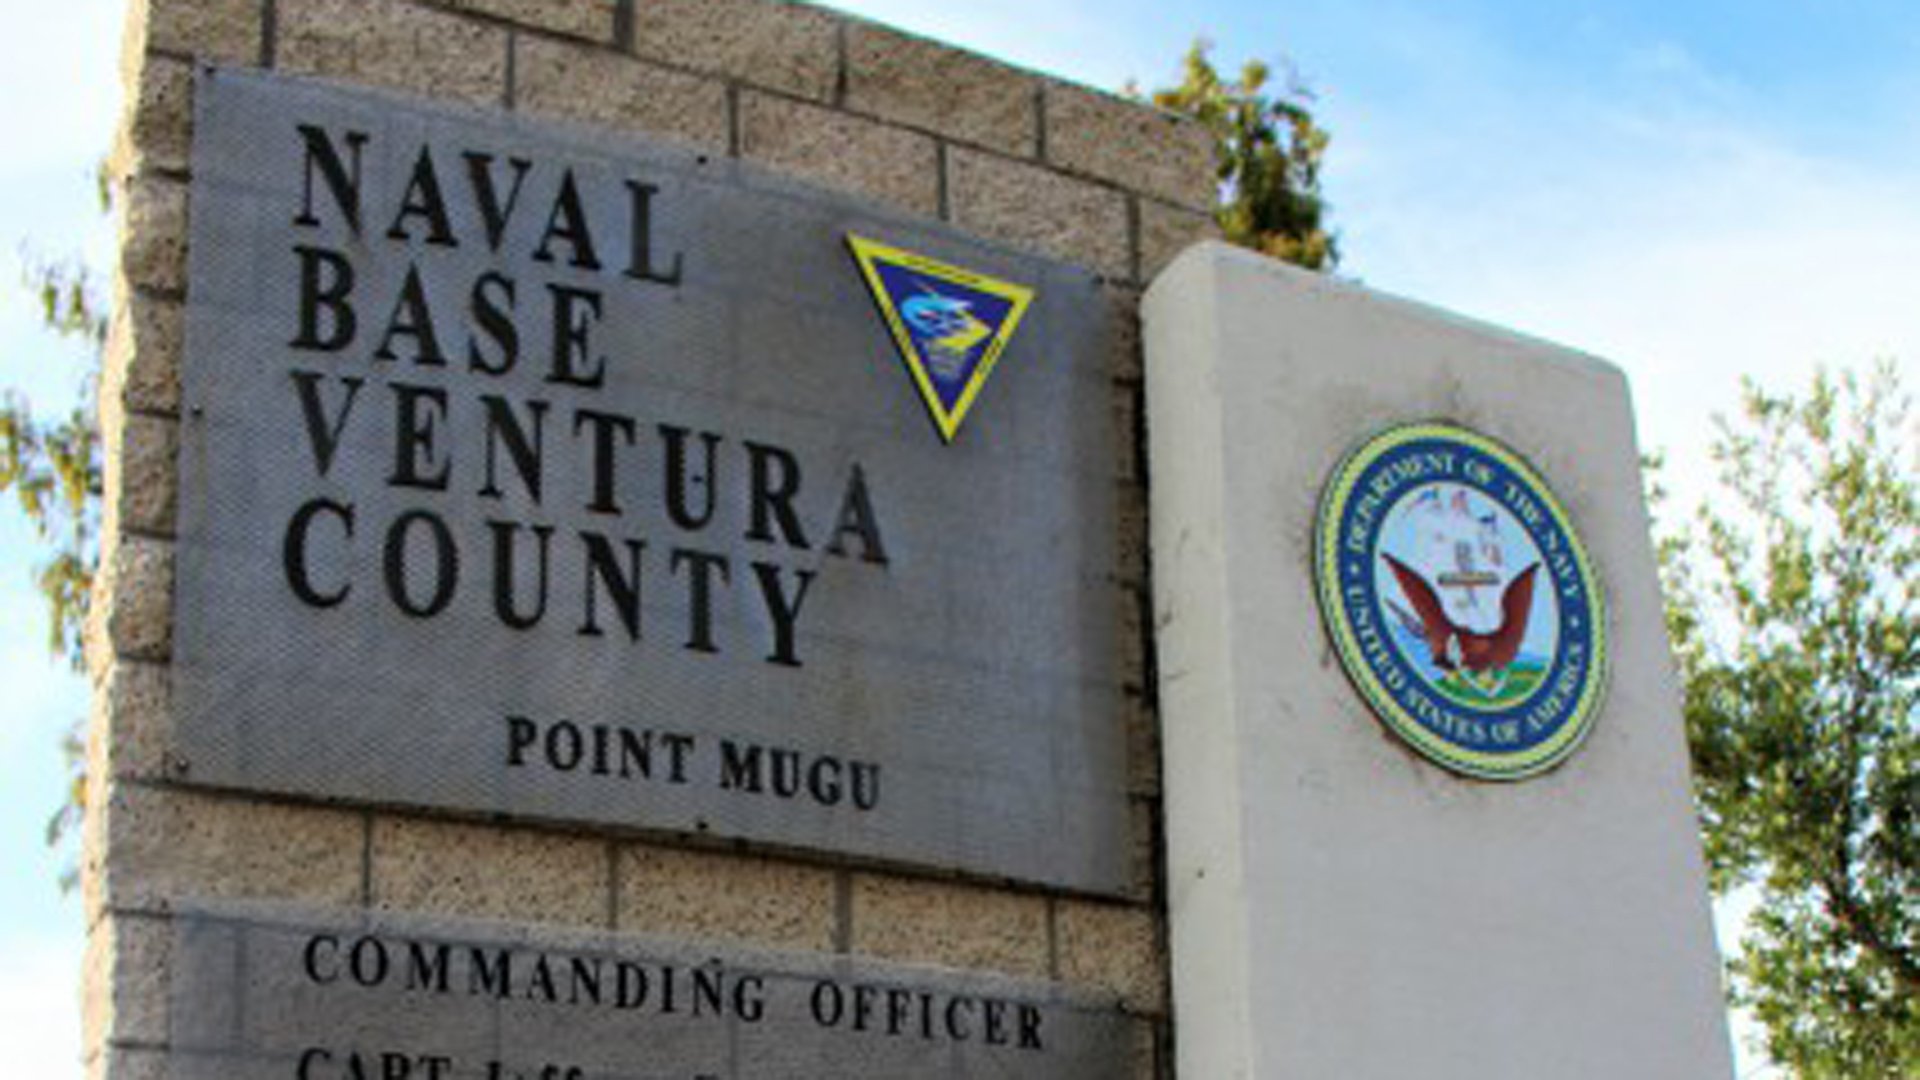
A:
[0, 0, 121, 413]
[823, 0, 1150, 91]
[0, 514, 89, 839]
[0, 611, 86, 763]
[0, 0, 122, 182]
[1321, 35, 1920, 508]
[0, 933, 83, 1078]
[1438, 144, 1914, 383]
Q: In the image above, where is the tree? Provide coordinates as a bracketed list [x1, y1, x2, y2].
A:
[1656, 364, 1919, 1077]
[1145, 41, 1339, 270]
[1, 251, 105, 879]
[2, 258, 105, 660]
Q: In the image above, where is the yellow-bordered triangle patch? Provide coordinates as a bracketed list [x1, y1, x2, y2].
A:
[846, 234, 1036, 443]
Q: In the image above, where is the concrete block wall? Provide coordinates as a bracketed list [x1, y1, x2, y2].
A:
[87, 2, 1219, 1077]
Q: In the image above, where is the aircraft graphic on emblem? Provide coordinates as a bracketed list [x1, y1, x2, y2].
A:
[846, 234, 1035, 442]
[1313, 422, 1609, 781]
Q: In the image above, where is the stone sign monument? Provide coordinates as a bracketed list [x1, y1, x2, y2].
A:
[88, 1, 1734, 1078]
[91, 1, 1205, 1076]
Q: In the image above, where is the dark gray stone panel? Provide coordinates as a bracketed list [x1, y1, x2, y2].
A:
[174, 69, 1130, 893]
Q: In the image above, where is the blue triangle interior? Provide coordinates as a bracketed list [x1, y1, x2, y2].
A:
[872, 262, 1016, 413]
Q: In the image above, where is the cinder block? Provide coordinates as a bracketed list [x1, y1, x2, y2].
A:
[1137, 199, 1220, 283]
[113, 55, 193, 178]
[845, 23, 1037, 156]
[82, 759, 113, 924]
[370, 815, 608, 926]
[103, 405, 178, 538]
[88, 659, 173, 784]
[739, 92, 939, 218]
[117, 176, 189, 295]
[103, 291, 183, 417]
[1126, 1019, 1161, 1079]
[277, 0, 508, 108]
[82, 914, 171, 1051]
[128, 0, 259, 65]
[80, 920, 108, 1048]
[92, 535, 174, 664]
[96, 785, 364, 911]
[85, 1047, 169, 1080]
[86, 1046, 169, 1080]
[634, 0, 840, 103]
[616, 843, 837, 952]
[1045, 82, 1215, 211]
[946, 148, 1129, 278]
[515, 36, 728, 153]
[430, 0, 615, 42]
[1055, 900, 1164, 1013]
[849, 874, 1049, 978]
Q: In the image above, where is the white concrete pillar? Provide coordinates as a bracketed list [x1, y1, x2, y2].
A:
[1144, 242, 1734, 1079]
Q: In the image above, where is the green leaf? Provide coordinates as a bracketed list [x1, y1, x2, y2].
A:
[1653, 361, 1920, 1074]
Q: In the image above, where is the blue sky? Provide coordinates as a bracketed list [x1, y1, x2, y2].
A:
[4, 0, 1917, 1074]
[0, 0, 120, 1074]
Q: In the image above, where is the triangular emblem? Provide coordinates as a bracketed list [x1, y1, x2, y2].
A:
[847, 234, 1036, 442]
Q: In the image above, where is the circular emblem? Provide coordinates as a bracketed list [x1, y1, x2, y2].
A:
[1314, 422, 1608, 780]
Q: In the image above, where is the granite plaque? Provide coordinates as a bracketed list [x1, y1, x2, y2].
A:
[173, 69, 1129, 893]
[167, 905, 1138, 1079]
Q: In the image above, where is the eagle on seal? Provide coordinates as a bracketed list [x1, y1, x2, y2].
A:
[1382, 555, 1540, 693]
